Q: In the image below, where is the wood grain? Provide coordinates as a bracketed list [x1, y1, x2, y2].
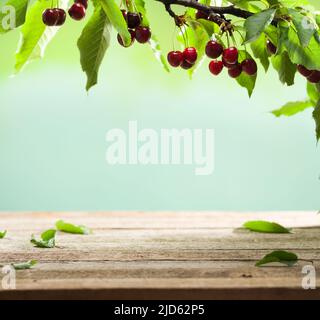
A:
[0, 212, 319, 300]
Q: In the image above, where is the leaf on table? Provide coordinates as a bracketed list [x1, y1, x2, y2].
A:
[0, 230, 7, 239]
[243, 220, 291, 233]
[271, 100, 313, 117]
[12, 260, 37, 270]
[255, 250, 298, 267]
[56, 220, 92, 235]
[31, 229, 56, 248]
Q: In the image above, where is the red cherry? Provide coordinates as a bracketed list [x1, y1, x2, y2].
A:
[297, 65, 313, 77]
[267, 40, 277, 55]
[307, 70, 320, 83]
[196, 10, 208, 20]
[183, 47, 197, 64]
[55, 8, 66, 26]
[75, 0, 88, 9]
[205, 41, 223, 59]
[68, 3, 86, 20]
[209, 60, 223, 76]
[241, 59, 257, 76]
[121, 9, 127, 21]
[222, 57, 237, 69]
[228, 64, 242, 78]
[135, 26, 151, 43]
[42, 9, 59, 26]
[181, 60, 193, 70]
[117, 29, 135, 47]
[167, 51, 184, 68]
[223, 47, 238, 64]
[127, 12, 142, 29]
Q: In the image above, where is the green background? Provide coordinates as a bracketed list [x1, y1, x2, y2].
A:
[0, 0, 319, 211]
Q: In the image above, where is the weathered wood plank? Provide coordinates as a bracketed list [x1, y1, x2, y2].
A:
[0, 212, 319, 300]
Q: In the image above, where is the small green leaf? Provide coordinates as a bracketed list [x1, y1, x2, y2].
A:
[12, 260, 37, 270]
[289, 9, 315, 47]
[78, 5, 111, 91]
[271, 51, 296, 86]
[244, 9, 277, 43]
[250, 34, 270, 72]
[307, 82, 320, 105]
[243, 220, 291, 233]
[31, 229, 56, 248]
[56, 220, 91, 235]
[313, 99, 320, 142]
[0, 230, 7, 239]
[255, 250, 298, 267]
[271, 100, 313, 117]
[149, 35, 170, 73]
[99, 0, 131, 46]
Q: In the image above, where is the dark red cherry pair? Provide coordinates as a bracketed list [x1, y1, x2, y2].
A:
[167, 47, 198, 69]
[42, 8, 66, 26]
[118, 10, 151, 47]
[297, 65, 320, 84]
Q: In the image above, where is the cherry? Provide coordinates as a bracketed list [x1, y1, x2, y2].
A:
[183, 47, 197, 64]
[117, 29, 135, 47]
[121, 9, 127, 21]
[241, 59, 257, 76]
[205, 40, 223, 59]
[228, 64, 242, 78]
[135, 26, 151, 43]
[127, 12, 142, 29]
[181, 60, 193, 70]
[167, 51, 184, 68]
[297, 65, 313, 77]
[68, 3, 86, 20]
[42, 9, 59, 26]
[196, 10, 208, 20]
[75, 0, 88, 9]
[266, 40, 277, 55]
[55, 8, 66, 26]
[223, 47, 238, 64]
[222, 57, 237, 69]
[307, 70, 320, 83]
[209, 60, 223, 76]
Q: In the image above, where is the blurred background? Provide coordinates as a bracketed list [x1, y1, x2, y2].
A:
[0, 0, 319, 211]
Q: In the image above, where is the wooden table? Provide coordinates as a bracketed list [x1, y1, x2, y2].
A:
[0, 212, 319, 300]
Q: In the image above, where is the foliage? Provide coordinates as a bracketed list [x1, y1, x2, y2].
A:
[243, 220, 291, 233]
[56, 220, 92, 234]
[31, 229, 56, 248]
[1, 0, 320, 139]
[255, 250, 298, 267]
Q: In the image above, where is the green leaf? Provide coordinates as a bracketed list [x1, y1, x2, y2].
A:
[243, 220, 291, 233]
[313, 99, 320, 142]
[250, 34, 270, 72]
[0, 0, 29, 34]
[99, 0, 131, 47]
[236, 50, 257, 97]
[283, 27, 320, 71]
[12, 260, 37, 270]
[271, 51, 296, 86]
[307, 82, 320, 105]
[31, 229, 56, 248]
[78, 5, 111, 91]
[289, 9, 316, 47]
[134, 0, 150, 27]
[244, 9, 277, 44]
[0, 230, 7, 239]
[255, 250, 298, 267]
[271, 100, 313, 117]
[15, 0, 68, 72]
[56, 220, 91, 235]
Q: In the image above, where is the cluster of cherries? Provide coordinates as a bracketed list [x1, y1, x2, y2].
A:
[167, 47, 198, 70]
[117, 10, 151, 47]
[42, 0, 87, 26]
